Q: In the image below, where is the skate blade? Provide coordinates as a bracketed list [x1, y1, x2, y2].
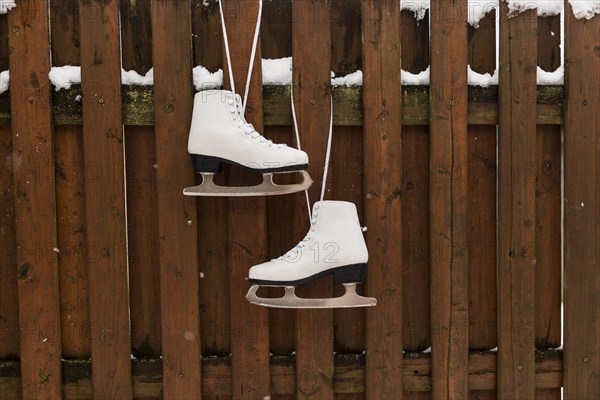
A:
[183, 170, 313, 197]
[246, 284, 377, 309]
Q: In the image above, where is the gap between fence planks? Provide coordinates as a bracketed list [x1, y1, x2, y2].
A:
[564, 8, 600, 400]
[7, 1, 63, 398]
[362, 1, 404, 398]
[291, 1, 334, 398]
[220, 1, 271, 398]
[150, 1, 202, 399]
[497, 4, 538, 399]
[429, 0, 470, 397]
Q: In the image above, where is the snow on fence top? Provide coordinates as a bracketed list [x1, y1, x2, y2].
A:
[400, 0, 599, 23]
[0, 0, 16, 14]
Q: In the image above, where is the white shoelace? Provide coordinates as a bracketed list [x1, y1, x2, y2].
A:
[278, 85, 334, 261]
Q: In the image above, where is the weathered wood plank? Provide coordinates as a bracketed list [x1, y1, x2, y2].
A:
[0, 85, 565, 126]
[292, 1, 334, 398]
[401, 9, 430, 353]
[429, 0, 470, 397]
[0, 350, 567, 397]
[220, 1, 271, 398]
[150, 0, 202, 398]
[535, 15, 562, 354]
[121, 0, 161, 359]
[564, 7, 600, 400]
[78, 0, 132, 397]
[191, 0, 230, 359]
[7, 1, 63, 398]
[50, 0, 91, 360]
[497, 4, 538, 399]
[467, 9, 498, 352]
[362, 1, 404, 398]
[0, 121, 19, 360]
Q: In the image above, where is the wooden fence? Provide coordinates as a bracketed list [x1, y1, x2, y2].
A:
[0, 0, 598, 399]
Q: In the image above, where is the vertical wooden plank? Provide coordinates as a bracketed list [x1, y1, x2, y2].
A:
[292, 0, 333, 398]
[564, 6, 600, 400]
[78, 0, 132, 397]
[0, 121, 19, 360]
[497, 4, 537, 399]
[220, 1, 270, 398]
[362, 1, 403, 399]
[50, 0, 91, 360]
[467, 10, 497, 351]
[121, 0, 161, 358]
[150, 1, 202, 398]
[0, 11, 19, 361]
[429, 0, 469, 398]
[330, 0, 364, 356]
[331, 127, 365, 355]
[7, 0, 63, 398]
[191, 0, 230, 358]
[535, 15, 562, 350]
[401, 9, 431, 353]
[261, 0, 295, 357]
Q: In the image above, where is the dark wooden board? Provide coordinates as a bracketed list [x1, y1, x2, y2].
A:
[220, 1, 271, 398]
[292, 1, 334, 398]
[497, 4, 537, 399]
[429, 0, 470, 397]
[362, 1, 404, 398]
[535, 15, 562, 351]
[7, 0, 63, 398]
[78, 0, 132, 397]
[121, 0, 161, 358]
[151, 0, 202, 398]
[50, 0, 91, 360]
[563, 8, 600, 400]
[401, 10, 430, 353]
[467, 10, 498, 352]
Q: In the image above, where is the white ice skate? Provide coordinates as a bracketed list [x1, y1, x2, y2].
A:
[246, 200, 377, 309]
[184, 0, 312, 196]
[183, 90, 312, 196]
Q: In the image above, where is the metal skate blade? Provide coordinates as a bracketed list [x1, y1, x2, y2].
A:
[246, 284, 377, 309]
[183, 170, 313, 196]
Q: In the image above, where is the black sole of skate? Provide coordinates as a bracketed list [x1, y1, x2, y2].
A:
[191, 154, 308, 174]
[249, 263, 367, 287]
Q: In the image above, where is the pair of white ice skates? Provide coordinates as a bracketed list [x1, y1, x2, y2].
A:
[184, 90, 376, 309]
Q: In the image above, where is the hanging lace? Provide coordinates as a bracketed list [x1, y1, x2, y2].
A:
[218, 0, 281, 148]
[279, 82, 334, 261]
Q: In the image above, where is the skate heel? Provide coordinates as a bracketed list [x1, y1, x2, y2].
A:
[334, 263, 366, 284]
[191, 154, 222, 173]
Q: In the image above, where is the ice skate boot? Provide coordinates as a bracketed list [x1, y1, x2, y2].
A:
[246, 200, 377, 308]
[183, 90, 313, 196]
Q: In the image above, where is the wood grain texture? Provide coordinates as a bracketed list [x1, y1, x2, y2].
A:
[497, 4, 537, 399]
[401, 10, 430, 353]
[467, 10, 498, 352]
[292, 1, 334, 398]
[564, 7, 600, 400]
[50, 0, 91, 360]
[0, 350, 566, 397]
[121, 0, 161, 358]
[191, 0, 230, 359]
[362, 1, 403, 398]
[0, 121, 19, 360]
[429, 0, 469, 397]
[151, 1, 202, 398]
[79, 0, 132, 397]
[535, 15, 562, 351]
[0, 11, 17, 360]
[7, 0, 63, 398]
[220, 1, 271, 398]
